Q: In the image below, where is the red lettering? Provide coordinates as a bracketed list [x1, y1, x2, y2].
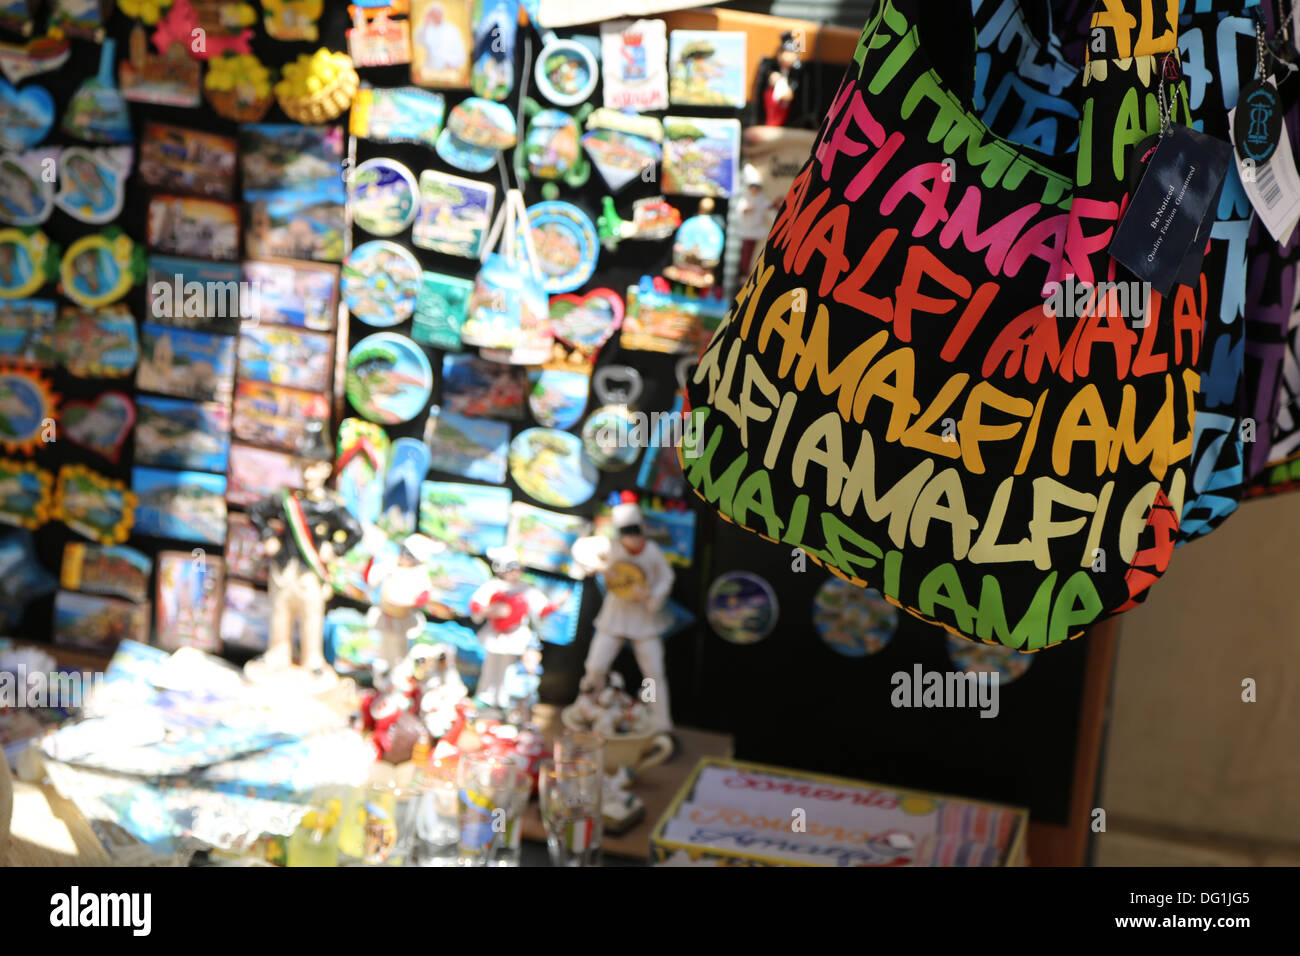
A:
[893, 245, 971, 342]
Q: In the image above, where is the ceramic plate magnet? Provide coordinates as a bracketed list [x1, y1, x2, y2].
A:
[0, 150, 56, 226]
[437, 96, 517, 173]
[346, 332, 434, 425]
[523, 107, 590, 186]
[946, 635, 1034, 684]
[535, 39, 598, 107]
[342, 240, 422, 326]
[55, 146, 132, 224]
[813, 578, 898, 657]
[580, 404, 640, 471]
[0, 228, 57, 299]
[59, 231, 142, 309]
[582, 129, 661, 193]
[349, 157, 418, 237]
[0, 366, 56, 454]
[526, 200, 598, 294]
[508, 427, 598, 508]
[706, 571, 778, 645]
[527, 368, 589, 430]
[0, 79, 54, 150]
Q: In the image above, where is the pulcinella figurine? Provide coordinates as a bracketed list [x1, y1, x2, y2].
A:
[469, 546, 560, 709]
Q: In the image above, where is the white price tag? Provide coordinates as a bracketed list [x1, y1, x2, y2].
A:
[1229, 79, 1300, 242]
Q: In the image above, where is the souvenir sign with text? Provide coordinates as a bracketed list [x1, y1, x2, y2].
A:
[411, 0, 473, 89]
[412, 270, 474, 349]
[437, 96, 517, 172]
[0, 366, 54, 454]
[135, 396, 231, 472]
[156, 550, 225, 653]
[601, 19, 667, 111]
[662, 116, 740, 198]
[146, 257, 243, 334]
[241, 259, 338, 332]
[60, 543, 152, 604]
[336, 418, 388, 529]
[57, 464, 135, 545]
[225, 445, 306, 509]
[59, 231, 143, 308]
[527, 200, 599, 294]
[146, 195, 240, 261]
[237, 324, 332, 393]
[62, 41, 132, 144]
[342, 240, 421, 326]
[131, 466, 226, 544]
[442, 353, 527, 419]
[413, 169, 495, 258]
[139, 123, 237, 200]
[0, 150, 55, 226]
[0, 298, 55, 365]
[424, 404, 509, 483]
[706, 571, 778, 645]
[54, 306, 138, 378]
[61, 391, 134, 463]
[0, 227, 57, 298]
[349, 158, 418, 237]
[381, 437, 431, 533]
[508, 427, 598, 508]
[813, 579, 897, 658]
[472, 0, 518, 101]
[346, 332, 433, 424]
[669, 30, 746, 107]
[54, 592, 148, 651]
[946, 636, 1033, 684]
[232, 380, 331, 459]
[0, 79, 54, 150]
[420, 480, 511, 553]
[350, 87, 446, 147]
[137, 322, 236, 402]
[0, 456, 51, 529]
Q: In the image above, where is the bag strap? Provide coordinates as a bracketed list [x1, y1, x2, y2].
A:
[479, 188, 542, 280]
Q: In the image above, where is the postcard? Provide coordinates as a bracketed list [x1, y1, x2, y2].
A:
[410, 0, 473, 89]
[237, 324, 333, 393]
[412, 169, 494, 258]
[224, 512, 269, 585]
[135, 396, 231, 473]
[662, 116, 741, 197]
[423, 405, 510, 484]
[53, 590, 149, 652]
[155, 549, 225, 653]
[146, 256, 244, 333]
[136, 322, 236, 402]
[221, 580, 271, 651]
[507, 502, 590, 578]
[241, 259, 339, 332]
[145, 195, 241, 260]
[54, 305, 139, 378]
[0, 298, 56, 366]
[60, 543, 152, 604]
[138, 124, 235, 199]
[226, 444, 309, 508]
[419, 480, 511, 553]
[244, 185, 346, 263]
[350, 87, 446, 147]
[239, 124, 344, 193]
[668, 30, 746, 107]
[601, 19, 669, 112]
[232, 380, 331, 459]
[131, 466, 228, 545]
[441, 353, 527, 419]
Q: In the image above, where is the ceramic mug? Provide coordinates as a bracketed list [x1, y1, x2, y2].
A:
[560, 706, 673, 774]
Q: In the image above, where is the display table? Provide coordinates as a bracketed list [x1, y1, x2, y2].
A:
[3, 780, 110, 867]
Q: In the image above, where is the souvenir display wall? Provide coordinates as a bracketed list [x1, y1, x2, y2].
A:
[6, 0, 1300, 870]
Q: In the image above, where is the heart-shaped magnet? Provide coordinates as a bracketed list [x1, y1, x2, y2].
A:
[61, 391, 135, 464]
[0, 79, 54, 150]
[549, 287, 624, 357]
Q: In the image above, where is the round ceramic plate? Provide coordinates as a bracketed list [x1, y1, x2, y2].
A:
[580, 404, 640, 471]
[0, 153, 54, 225]
[342, 240, 421, 327]
[349, 158, 418, 237]
[535, 39, 598, 108]
[945, 636, 1034, 683]
[526, 200, 598, 294]
[435, 128, 498, 174]
[346, 332, 434, 425]
[707, 571, 778, 645]
[508, 427, 598, 507]
[812, 578, 898, 657]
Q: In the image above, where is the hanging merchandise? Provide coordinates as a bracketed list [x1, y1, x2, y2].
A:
[812, 577, 897, 658]
[382, 437, 433, 534]
[600, 18, 668, 111]
[0, 79, 54, 150]
[60, 391, 135, 464]
[684, 0, 1216, 649]
[582, 109, 662, 194]
[412, 169, 496, 258]
[437, 96, 518, 173]
[54, 146, 131, 224]
[132, 466, 225, 542]
[62, 40, 132, 144]
[516, 100, 593, 193]
[346, 332, 434, 425]
[424, 405, 510, 483]
[231, 382, 331, 460]
[462, 188, 552, 363]
[118, 24, 200, 107]
[151, 0, 257, 61]
[508, 427, 598, 508]
[350, 86, 446, 148]
[0, 32, 71, 85]
[155, 549, 225, 653]
[342, 240, 422, 326]
[275, 49, 358, 124]
[59, 230, 145, 309]
[0, 149, 56, 226]
[411, 0, 474, 88]
[706, 570, 777, 645]
[0, 228, 58, 298]
[471, 0, 519, 101]
[662, 197, 724, 288]
[442, 353, 527, 419]
[0, 365, 55, 454]
[591, 363, 642, 407]
[336, 418, 389, 527]
[146, 196, 240, 261]
[135, 396, 230, 471]
[203, 52, 274, 122]
[0, 298, 55, 365]
[347, 3, 412, 68]
[526, 200, 599, 294]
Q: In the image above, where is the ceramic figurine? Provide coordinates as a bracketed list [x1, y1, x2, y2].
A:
[759, 31, 802, 127]
[501, 641, 543, 723]
[468, 546, 558, 709]
[246, 459, 363, 683]
[735, 163, 776, 276]
[414, 643, 468, 738]
[570, 491, 675, 731]
[366, 533, 442, 674]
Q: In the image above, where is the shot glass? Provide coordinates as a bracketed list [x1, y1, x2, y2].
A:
[457, 751, 531, 866]
[538, 758, 603, 867]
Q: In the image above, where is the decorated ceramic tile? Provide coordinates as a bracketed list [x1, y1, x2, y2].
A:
[506, 501, 590, 577]
[419, 480, 511, 553]
[668, 30, 746, 107]
[349, 158, 418, 237]
[60, 391, 134, 463]
[527, 200, 599, 294]
[146, 256, 243, 334]
[137, 322, 236, 402]
[346, 332, 432, 425]
[224, 512, 269, 585]
[814, 579, 898, 658]
[662, 116, 740, 197]
[582, 128, 661, 193]
[412, 270, 473, 349]
[0, 149, 56, 225]
[410, 0, 473, 88]
[580, 404, 640, 471]
[0, 457, 52, 529]
[241, 259, 338, 332]
[131, 466, 226, 543]
[441, 353, 527, 419]
[226, 444, 309, 509]
[0, 78, 55, 150]
[54, 305, 138, 378]
[0, 365, 55, 454]
[221, 580, 271, 651]
[946, 636, 1034, 684]
[336, 417, 388, 529]
[350, 87, 446, 147]
[237, 324, 332, 393]
[156, 549, 225, 652]
[139, 123, 237, 199]
[707, 571, 778, 644]
[232, 380, 331, 459]
[53, 145, 128, 223]
[471, 0, 518, 101]
[413, 169, 494, 258]
[60, 542, 152, 604]
[423, 404, 509, 483]
[62, 41, 132, 144]
[56, 464, 136, 545]
[146, 195, 240, 261]
[601, 19, 668, 112]
[59, 230, 143, 308]
[341, 240, 421, 326]
[118, 23, 201, 107]
[621, 275, 726, 354]
[461, 253, 551, 361]
[136, 396, 231, 472]
[0, 298, 55, 365]
[508, 427, 598, 508]
[0, 227, 57, 298]
[535, 37, 598, 108]
[54, 591, 149, 651]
